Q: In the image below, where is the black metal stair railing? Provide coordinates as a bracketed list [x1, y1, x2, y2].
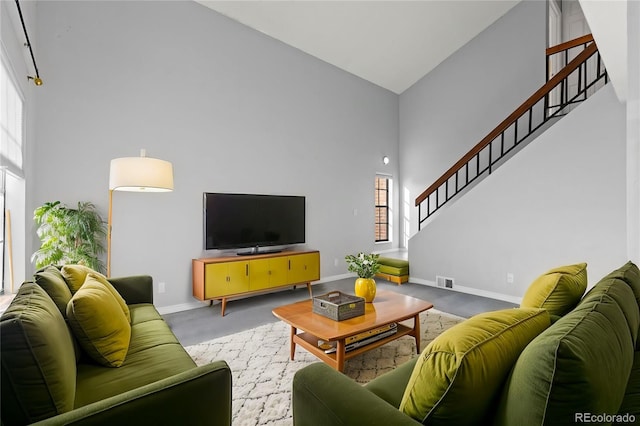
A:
[545, 34, 606, 117]
[415, 35, 608, 230]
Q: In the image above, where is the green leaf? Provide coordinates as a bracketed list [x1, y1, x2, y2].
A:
[32, 200, 107, 273]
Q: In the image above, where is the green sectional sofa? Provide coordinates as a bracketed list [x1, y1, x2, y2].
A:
[1, 266, 232, 425]
[292, 261, 640, 425]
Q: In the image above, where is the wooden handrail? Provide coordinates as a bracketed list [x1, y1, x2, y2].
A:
[415, 41, 598, 206]
[546, 34, 594, 56]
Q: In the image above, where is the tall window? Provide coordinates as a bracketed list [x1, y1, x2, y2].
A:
[375, 176, 390, 242]
[1, 56, 25, 294]
[1, 59, 24, 172]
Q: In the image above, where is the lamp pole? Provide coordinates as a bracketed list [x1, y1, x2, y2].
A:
[107, 189, 114, 277]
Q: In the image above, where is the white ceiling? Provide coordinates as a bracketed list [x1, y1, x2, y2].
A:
[195, 1, 521, 94]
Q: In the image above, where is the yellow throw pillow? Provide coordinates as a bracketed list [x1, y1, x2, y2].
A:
[66, 276, 131, 367]
[86, 272, 131, 323]
[520, 263, 587, 317]
[61, 264, 107, 293]
[399, 308, 550, 425]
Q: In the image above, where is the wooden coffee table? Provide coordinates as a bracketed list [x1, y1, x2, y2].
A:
[272, 290, 434, 372]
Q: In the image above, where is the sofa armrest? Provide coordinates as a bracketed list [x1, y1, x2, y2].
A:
[293, 363, 420, 426]
[32, 361, 232, 426]
[108, 275, 154, 305]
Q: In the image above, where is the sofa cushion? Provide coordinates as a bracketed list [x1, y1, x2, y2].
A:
[601, 261, 640, 349]
[617, 350, 640, 418]
[399, 307, 550, 425]
[88, 272, 131, 323]
[495, 279, 637, 425]
[34, 266, 72, 317]
[129, 303, 164, 324]
[581, 276, 640, 347]
[378, 257, 409, 276]
[520, 262, 587, 318]
[0, 283, 77, 424]
[74, 304, 196, 407]
[34, 266, 85, 362]
[61, 264, 107, 293]
[379, 264, 409, 276]
[67, 276, 131, 367]
[365, 357, 418, 409]
[59, 265, 131, 323]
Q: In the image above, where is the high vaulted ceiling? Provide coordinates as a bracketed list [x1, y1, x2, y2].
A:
[195, 1, 521, 94]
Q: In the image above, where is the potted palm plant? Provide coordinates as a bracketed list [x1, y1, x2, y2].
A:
[31, 201, 107, 273]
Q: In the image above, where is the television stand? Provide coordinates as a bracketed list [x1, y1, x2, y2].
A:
[237, 247, 282, 256]
[192, 250, 320, 316]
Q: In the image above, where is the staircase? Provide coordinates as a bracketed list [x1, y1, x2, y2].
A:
[415, 34, 608, 230]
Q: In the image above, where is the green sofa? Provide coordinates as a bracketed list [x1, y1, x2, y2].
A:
[1, 267, 232, 425]
[292, 261, 640, 425]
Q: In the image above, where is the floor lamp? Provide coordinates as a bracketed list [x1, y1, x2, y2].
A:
[108, 149, 174, 277]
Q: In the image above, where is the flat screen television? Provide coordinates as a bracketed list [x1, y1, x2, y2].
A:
[204, 192, 305, 253]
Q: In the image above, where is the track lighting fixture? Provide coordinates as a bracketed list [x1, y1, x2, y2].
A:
[16, 1, 43, 87]
[27, 76, 43, 86]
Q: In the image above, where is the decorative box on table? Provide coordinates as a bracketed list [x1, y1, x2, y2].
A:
[312, 291, 365, 321]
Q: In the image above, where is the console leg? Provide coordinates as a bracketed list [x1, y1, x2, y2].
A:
[306, 282, 313, 298]
[221, 298, 227, 317]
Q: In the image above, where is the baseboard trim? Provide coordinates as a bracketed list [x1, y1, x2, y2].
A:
[158, 301, 208, 315]
[411, 278, 522, 305]
[157, 273, 355, 315]
[317, 273, 354, 282]
[158, 274, 521, 314]
[373, 248, 408, 255]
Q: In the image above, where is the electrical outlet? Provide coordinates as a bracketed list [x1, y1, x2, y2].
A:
[506, 273, 514, 284]
[158, 282, 166, 293]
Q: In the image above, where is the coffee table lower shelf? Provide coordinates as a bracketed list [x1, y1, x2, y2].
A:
[292, 323, 414, 371]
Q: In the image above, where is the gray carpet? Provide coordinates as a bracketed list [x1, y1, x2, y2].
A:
[185, 309, 463, 426]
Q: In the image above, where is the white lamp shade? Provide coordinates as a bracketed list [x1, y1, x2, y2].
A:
[109, 157, 174, 192]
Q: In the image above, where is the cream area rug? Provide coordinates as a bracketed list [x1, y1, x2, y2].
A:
[185, 309, 463, 426]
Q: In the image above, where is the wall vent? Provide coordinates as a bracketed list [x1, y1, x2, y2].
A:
[436, 276, 454, 289]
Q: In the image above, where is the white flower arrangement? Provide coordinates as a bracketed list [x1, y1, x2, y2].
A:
[345, 252, 380, 279]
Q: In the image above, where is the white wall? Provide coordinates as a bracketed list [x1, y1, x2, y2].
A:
[30, 1, 399, 310]
[409, 85, 627, 301]
[579, 0, 628, 102]
[399, 0, 547, 240]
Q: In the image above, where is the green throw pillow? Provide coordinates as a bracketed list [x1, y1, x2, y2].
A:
[496, 280, 637, 425]
[61, 264, 106, 294]
[0, 283, 77, 423]
[399, 308, 550, 425]
[34, 266, 84, 362]
[66, 276, 131, 367]
[34, 266, 73, 318]
[520, 262, 587, 318]
[600, 261, 640, 349]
